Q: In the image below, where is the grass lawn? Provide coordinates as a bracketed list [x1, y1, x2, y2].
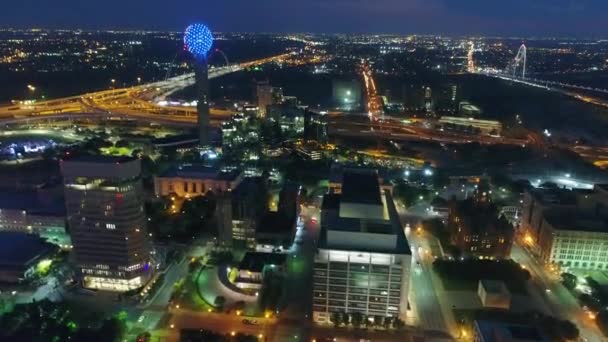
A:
[100, 146, 133, 156]
[174, 266, 214, 311]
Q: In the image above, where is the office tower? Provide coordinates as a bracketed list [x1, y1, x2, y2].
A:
[303, 110, 328, 144]
[214, 177, 268, 249]
[256, 81, 283, 117]
[62, 156, 153, 291]
[424, 86, 433, 113]
[313, 170, 412, 323]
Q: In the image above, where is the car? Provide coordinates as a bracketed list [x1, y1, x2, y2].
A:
[242, 319, 259, 325]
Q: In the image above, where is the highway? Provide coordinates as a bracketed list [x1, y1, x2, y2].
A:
[361, 62, 384, 118]
[482, 73, 608, 110]
[0, 53, 291, 122]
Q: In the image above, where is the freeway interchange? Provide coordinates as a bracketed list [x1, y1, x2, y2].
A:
[0, 53, 291, 123]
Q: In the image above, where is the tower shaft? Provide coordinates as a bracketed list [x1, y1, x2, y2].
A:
[195, 59, 210, 147]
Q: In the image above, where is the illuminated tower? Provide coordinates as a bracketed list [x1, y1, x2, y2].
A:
[184, 23, 214, 147]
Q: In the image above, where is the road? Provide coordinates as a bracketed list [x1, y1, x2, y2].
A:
[361, 62, 384, 118]
[0, 53, 291, 122]
[510, 243, 604, 342]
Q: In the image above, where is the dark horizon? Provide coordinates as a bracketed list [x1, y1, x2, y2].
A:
[1, 0, 607, 38]
[3, 26, 608, 40]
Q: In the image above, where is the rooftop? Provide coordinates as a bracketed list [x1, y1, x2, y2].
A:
[452, 198, 513, 234]
[480, 280, 510, 295]
[341, 171, 382, 205]
[0, 190, 65, 215]
[529, 187, 578, 206]
[256, 211, 295, 235]
[239, 252, 287, 273]
[160, 165, 241, 182]
[62, 155, 136, 164]
[544, 210, 608, 233]
[0, 232, 55, 267]
[334, 170, 382, 205]
[319, 190, 411, 255]
[475, 320, 548, 342]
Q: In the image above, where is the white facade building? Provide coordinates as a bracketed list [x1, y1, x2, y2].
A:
[313, 170, 412, 324]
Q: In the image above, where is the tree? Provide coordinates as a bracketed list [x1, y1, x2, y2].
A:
[373, 315, 384, 328]
[383, 317, 393, 329]
[234, 301, 246, 312]
[392, 318, 405, 330]
[189, 259, 201, 273]
[561, 273, 577, 291]
[214, 296, 226, 309]
[597, 310, 608, 337]
[351, 312, 363, 328]
[330, 312, 343, 327]
[394, 182, 431, 208]
[98, 317, 127, 342]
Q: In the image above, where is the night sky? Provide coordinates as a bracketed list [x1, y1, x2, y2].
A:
[2, 0, 607, 36]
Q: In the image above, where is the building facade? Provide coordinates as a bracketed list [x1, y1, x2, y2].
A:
[257, 81, 283, 117]
[0, 191, 71, 249]
[154, 165, 243, 198]
[313, 171, 412, 324]
[215, 177, 268, 249]
[521, 185, 608, 271]
[448, 184, 514, 259]
[62, 156, 153, 292]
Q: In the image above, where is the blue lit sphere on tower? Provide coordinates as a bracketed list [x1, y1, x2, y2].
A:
[184, 23, 214, 60]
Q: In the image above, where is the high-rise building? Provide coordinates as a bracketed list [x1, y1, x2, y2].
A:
[304, 110, 328, 144]
[424, 86, 433, 113]
[313, 170, 412, 324]
[257, 81, 283, 117]
[214, 177, 268, 249]
[62, 156, 153, 291]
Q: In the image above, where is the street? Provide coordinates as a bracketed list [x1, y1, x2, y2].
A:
[510, 242, 604, 342]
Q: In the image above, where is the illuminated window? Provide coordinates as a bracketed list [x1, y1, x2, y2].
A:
[106, 223, 116, 230]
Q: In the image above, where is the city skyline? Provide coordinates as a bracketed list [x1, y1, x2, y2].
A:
[2, 0, 608, 37]
[2, 5, 608, 341]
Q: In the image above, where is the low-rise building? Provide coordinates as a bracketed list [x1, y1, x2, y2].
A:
[313, 170, 412, 324]
[0, 232, 55, 283]
[474, 320, 549, 342]
[438, 116, 502, 136]
[154, 165, 243, 198]
[234, 252, 286, 291]
[448, 183, 514, 259]
[0, 190, 71, 249]
[478, 280, 511, 310]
